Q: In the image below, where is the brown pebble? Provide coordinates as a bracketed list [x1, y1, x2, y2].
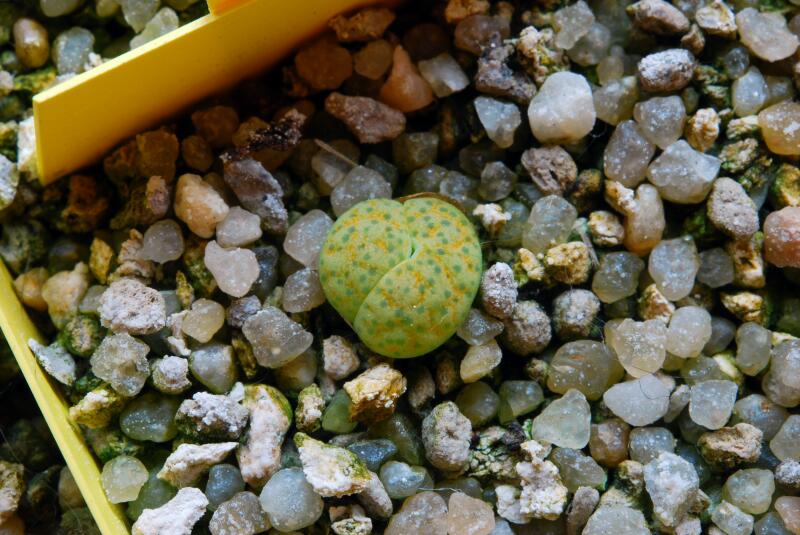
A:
[13, 18, 49, 69]
[706, 177, 758, 240]
[181, 135, 214, 173]
[378, 46, 434, 113]
[191, 106, 240, 149]
[325, 92, 406, 144]
[329, 7, 395, 42]
[764, 206, 800, 268]
[626, 0, 690, 35]
[521, 145, 578, 196]
[295, 34, 354, 91]
[354, 39, 394, 80]
[637, 48, 696, 92]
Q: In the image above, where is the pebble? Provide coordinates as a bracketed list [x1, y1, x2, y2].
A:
[52, 27, 94, 74]
[626, 0, 689, 35]
[528, 72, 595, 145]
[295, 433, 371, 497]
[565, 486, 600, 535]
[771, 415, 800, 461]
[238, 385, 291, 487]
[723, 468, 774, 515]
[41, 262, 91, 329]
[13, 18, 49, 69]
[242, 307, 313, 368]
[130, 7, 179, 49]
[101, 455, 148, 504]
[182, 298, 225, 343]
[454, 15, 510, 55]
[696, 248, 734, 289]
[522, 195, 577, 254]
[644, 452, 699, 528]
[550, 447, 607, 491]
[259, 468, 323, 532]
[553, 1, 595, 49]
[331, 166, 392, 217]
[604, 374, 671, 426]
[131, 487, 208, 535]
[204, 241, 260, 298]
[712, 501, 754, 535]
[690, 380, 738, 430]
[637, 49, 695, 93]
[209, 491, 270, 535]
[188, 343, 238, 394]
[501, 300, 551, 356]
[764, 207, 800, 268]
[222, 157, 288, 234]
[498, 380, 544, 422]
[648, 237, 700, 301]
[328, 7, 395, 41]
[447, 492, 495, 535]
[531, 389, 591, 449]
[592, 251, 644, 304]
[379, 46, 434, 113]
[40, 0, 82, 17]
[294, 35, 353, 90]
[698, 423, 763, 469]
[593, 76, 639, 126]
[775, 497, 800, 534]
[325, 93, 406, 144]
[589, 419, 630, 467]
[344, 364, 407, 423]
[461, 340, 503, 382]
[479, 263, 517, 320]
[322, 336, 359, 380]
[282, 268, 325, 313]
[421, 401, 472, 472]
[174, 174, 229, 239]
[175, 392, 249, 442]
[606, 319, 667, 377]
[418, 53, 470, 97]
[732, 67, 768, 118]
[474, 97, 520, 149]
[90, 333, 150, 397]
[28, 340, 76, 387]
[647, 140, 720, 204]
[604, 120, 654, 187]
[695, 0, 736, 38]
[633, 95, 686, 150]
[385, 491, 447, 535]
[548, 340, 623, 400]
[283, 209, 333, 269]
[732, 393, 787, 441]
[379, 461, 433, 499]
[736, 8, 798, 62]
[629, 427, 675, 464]
[759, 102, 800, 156]
[353, 39, 393, 80]
[666, 306, 712, 360]
[583, 506, 649, 535]
[734, 322, 771, 376]
[551, 290, 601, 341]
[521, 146, 577, 196]
[216, 207, 262, 248]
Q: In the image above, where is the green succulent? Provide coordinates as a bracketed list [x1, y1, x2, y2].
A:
[319, 197, 482, 358]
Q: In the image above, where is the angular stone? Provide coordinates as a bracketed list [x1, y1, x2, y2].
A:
[633, 95, 686, 150]
[648, 237, 700, 301]
[604, 120, 654, 187]
[531, 389, 591, 449]
[644, 452, 699, 528]
[325, 93, 405, 144]
[528, 72, 596, 145]
[605, 319, 667, 377]
[647, 141, 720, 204]
[295, 433, 371, 497]
[736, 8, 798, 62]
[174, 173, 229, 239]
[689, 380, 738, 430]
[222, 157, 288, 234]
[604, 374, 671, 426]
[242, 307, 313, 368]
[91, 333, 150, 397]
[131, 487, 208, 535]
[637, 49, 695, 93]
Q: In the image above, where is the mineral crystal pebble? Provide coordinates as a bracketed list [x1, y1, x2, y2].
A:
[242, 307, 313, 368]
[474, 97, 521, 149]
[723, 469, 774, 515]
[522, 195, 577, 254]
[130, 7, 179, 49]
[120, 391, 181, 442]
[478, 162, 517, 202]
[385, 491, 447, 535]
[283, 209, 333, 268]
[216, 207, 262, 248]
[735, 322, 771, 376]
[732, 67, 768, 117]
[460, 339, 502, 383]
[91, 333, 150, 397]
[189, 343, 238, 394]
[132, 487, 208, 535]
[379, 46, 434, 113]
[260, 468, 323, 532]
[592, 252, 644, 304]
[547, 340, 624, 400]
[593, 76, 639, 126]
[603, 374, 671, 426]
[210, 492, 270, 535]
[139, 219, 184, 263]
[348, 440, 398, 472]
[765, 207, 800, 268]
[759, 102, 800, 157]
[204, 241, 259, 298]
[603, 120, 654, 187]
[447, 492, 495, 535]
[40, 0, 82, 17]
[354, 39, 394, 80]
[379, 461, 432, 499]
[52, 27, 95, 74]
[568, 22, 611, 67]
[628, 427, 675, 464]
[27, 340, 76, 386]
[331, 166, 392, 217]
[118, 0, 159, 31]
[644, 452, 699, 528]
[770, 416, 800, 461]
[101, 456, 148, 504]
[528, 72, 596, 145]
[294, 35, 353, 90]
[531, 389, 591, 449]
[182, 298, 225, 343]
[454, 15, 510, 55]
[282, 268, 325, 313]
[498, 381, 544, 423]
[775, 497, 800, 534]
[666, 306, 712, 359]
[606, 319, 667, 377]
[733, 394, 787, 441]
[697, 248, 735, 289]
[457, 308, 504, 346]
[583, 506, 649, 535]
[755, 511, 792, 535]
[648, 237, 700, 301]
[550, 448, 607, 491]
[647, 140, 720, 204]
[712, 501, 754, 535]
[418, 53, 470, 97]
[222, 157, 287, 234]
[174, 173, 230, 238]
[690, 380, 738, 430]
[311, 148, 351, 194]
[736, 8, 799, 62]
[553, 0, 595, 49]
[633, 95, 686, 150]
[456, 382, 500, 427]
[205, 464, 245, 511]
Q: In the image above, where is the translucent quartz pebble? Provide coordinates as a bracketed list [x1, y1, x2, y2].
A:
[102, 456, 148, 504]
[28, 340, 76, 386]
[205, 464, 245, 511]
[479, 162, 517, 202]
[732, 67, 768, 117]
[528, 72, 596, 145]
[774, 498, 800, 535]
[666, 306, 712, 359]
[498, 381, 544, 423]
[118, 0, 159, 32]
[603, 374, 671, 426]
[456, 382, 500, 427]
[633, 95, 686, 150]
[52, 27, 95, 75]
[331, 166, 392, 217]
[770, 415, 800, 461]
[385, 491, 447, 535]
[583, 506, 649, 535]
[210, 492, 270, 535]
[522, 195, 577, 254]
[439, 171, 479, 212]
[531, 389, 591, 449]
[705, 316, 736, 355]
[605, 319, 667, 377]
[764, 207, 800, 268]
[460, 339, 503, 382]
[242, 306, 313, 368]
[130, 7, 179, 49]
[189, 343, 238, 394]
[216, 207, 262, 248]
[567, 22, 611, 67]
[474, 97, 521, 149]
[723, 469, 774, 515]
[312, 148, 351, 194]
[644, 453, 699, 529]
[139, 219, 184, 263]
[120, 391, 181, 442]
[603, 120, 655, 187]
[553, 0, 595, 49]
[379, 45, 434, 113]
[732, 394, 787, 441]
[712, 501, 754, 535]
[592, 251, 645, 304]
[204, 241, 260, 298]
[380, 461, 433, 499]
[547, 340, 624, 400]
[418, 53, 470, 97]
[347, 439, 397, 472]
[283, 209, 334, 268]
[457, 308, 504, 346]
[447, 492, 495, 535]
[759, 102, 800, 156]
[755, 511, 792, 535]
[689, 380, 738, 429]
[593, 76, 639, 126]
[647, 140, 721, 204]
[453, 15, 510, 56]
[735, 322, 771, 376]
[182, 298, 225, 343]
[648, 236, 700, 301]
[282, 268, 325, 313]
[736, 8, 799, 62]
[259, 468, 323, 532]
[91, 333, 150, 397]
[629, 427, 675, 464]
[40, 0, 82, 17]
[550, 447, 607, 491]
[697, 248, 735, 289]
[620, 183, 665, 256]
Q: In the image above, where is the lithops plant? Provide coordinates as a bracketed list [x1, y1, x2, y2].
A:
[319, 197, 483, 358]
